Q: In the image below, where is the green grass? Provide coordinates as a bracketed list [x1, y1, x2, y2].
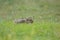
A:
[0, 21, 60, 40]
[0, 0, 60, 40]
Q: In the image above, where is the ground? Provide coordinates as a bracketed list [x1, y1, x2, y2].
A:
[0, 0, 60, 40]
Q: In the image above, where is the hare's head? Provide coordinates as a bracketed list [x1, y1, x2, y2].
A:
[26, 17, 33, 23]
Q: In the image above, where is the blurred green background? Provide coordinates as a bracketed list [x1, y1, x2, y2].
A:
[0, 0, 60, 40]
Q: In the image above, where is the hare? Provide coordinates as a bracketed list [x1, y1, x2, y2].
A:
[14, 17, 33, 24]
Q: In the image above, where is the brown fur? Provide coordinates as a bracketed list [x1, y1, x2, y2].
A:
[14, 17, 33, 24]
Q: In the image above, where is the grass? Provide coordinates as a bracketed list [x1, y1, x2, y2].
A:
[0, 21, 60, 40]
[0, 0, 60, 40]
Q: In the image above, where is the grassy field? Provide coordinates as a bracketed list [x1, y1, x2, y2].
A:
[0, 0, 60, 40]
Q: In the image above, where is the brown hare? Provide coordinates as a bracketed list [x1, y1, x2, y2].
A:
[14, 17, 33, 24]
